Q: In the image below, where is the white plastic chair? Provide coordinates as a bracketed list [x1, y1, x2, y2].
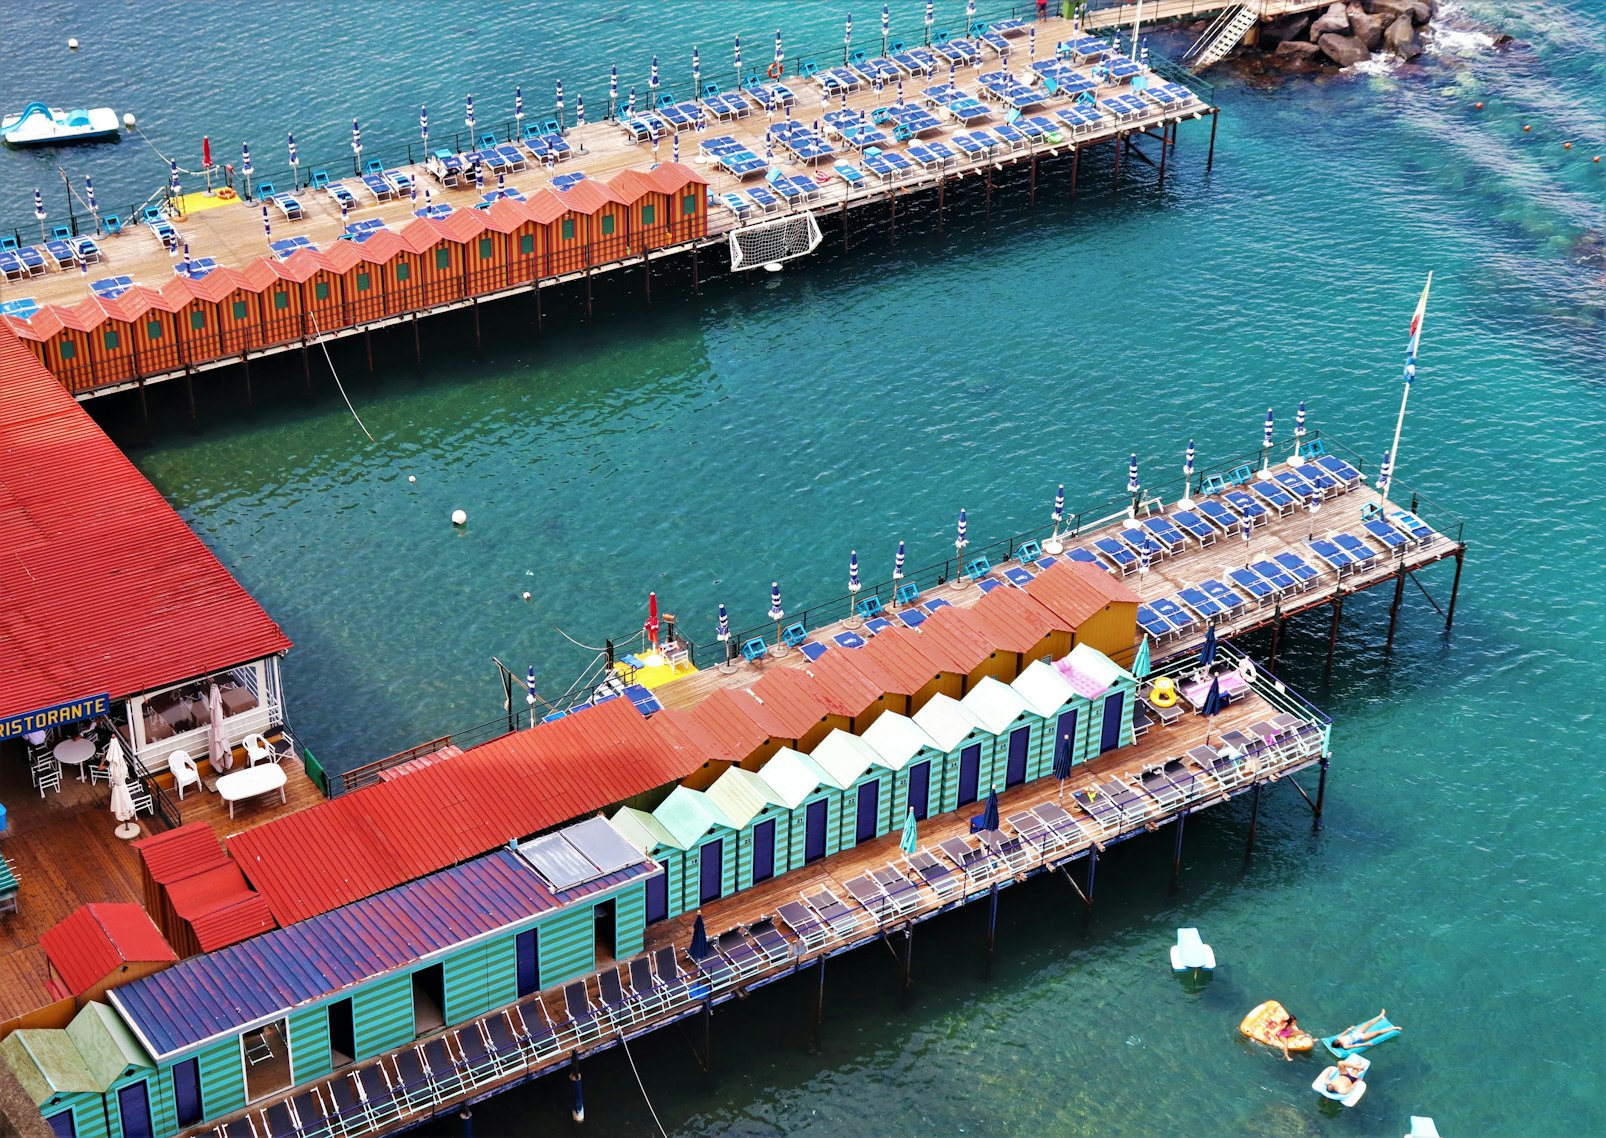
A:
[242, 734, 274, 766]
[168, 750, 201, 799]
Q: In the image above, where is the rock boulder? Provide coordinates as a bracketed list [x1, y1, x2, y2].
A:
[1363, 0, 1416, 20]
[1317, 31, 1372, 66]
[1275, 39, 1324, 58]
[1383, 13, 1423, 59]
[1347, 6, 1384, 50]
[1260, 12, 1312, 48]
[1310, 2, 1351, 39]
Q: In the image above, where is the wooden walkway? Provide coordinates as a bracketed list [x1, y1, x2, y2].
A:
[0, 739, 323, 1029]
[181, 665, 1328, 1138]
[16, 13, 1214, 345]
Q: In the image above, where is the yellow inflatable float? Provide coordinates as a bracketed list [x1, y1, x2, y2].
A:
[1240, 1000, 1314, 1052]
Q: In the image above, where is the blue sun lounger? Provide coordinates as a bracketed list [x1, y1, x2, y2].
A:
[1249, 559, 1299, 593]
[865, 617, 894, 635]
[0, 297, 39, 319]
[1227, 568, 1277, 603]
[1221, 490, 1269, 525]
[269, 235, 314, 260]
[746, 185, 782, 212]
[1150, 596, 1198, 633]
[1138, 604, 1181, 639]
[891, 48, 939, 76]
[1308, 538, 1359, 574]
[1142, 517, 1190, 552]
[1272, 468, 1321, 504]
[1199, 579, 1250, 616]
[1192, 499, 1240, 534]
[1170, 510, 1218, 545]
[1363, 518, 1411, 551]
[1390, 510, 1435, 542]
[1093, 537, 1137, 575]
[1003, 566, 1034, 588]
[855, 56, 902, 82]
[718, 192, 754, 218]
[702, 91, 751, 120]
[922, 596, 952, 614]
[89, 275, 132, 299]
[1249, 480, 1299, 516]
[897, 609, 927, 629]
[833, 630, 866, 649]
[1313, 453, 1364, 489]
[1333, 532, 1379, 566]
[42, 240, 73, 269]
[325, 182, 359, 211]
[991, 122, 1030, 149]
[359, 173, 394, 202]
[1177, 586, 1228, 620]
[1272, 552, 1321, 586]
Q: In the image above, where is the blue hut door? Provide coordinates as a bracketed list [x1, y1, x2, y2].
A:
[855, 781, 880, 844]
[117, 1082, 153, 1138]
[804, 799, 829, 863]
[1056, 709, 1079, 765]
[957, 743, 982, 806]
[171, 1060, 201, 1129]
[752, 818, 777, 884]
[1005, 726, 1029, 787]
[1100, 692, 1125, 752]
[645, 870, 669, 924]
[907, 760, 931, 821]
[47, 1113, 75, 1138]
[699, 838, 724, 905]
[515, 929, 540, 996]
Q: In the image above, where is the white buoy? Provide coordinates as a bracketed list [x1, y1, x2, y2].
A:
[407, 474, 417, 484]
[762, 262, 783, 273]
[522, 591, 532, 602]
[122, 112, 136, 129]
[67, 37, 80, 50]
[451, 509, 467, 526]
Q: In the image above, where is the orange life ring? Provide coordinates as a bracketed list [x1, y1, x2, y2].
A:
[216, 187, 237, 201]
[767, 60, 784, 80]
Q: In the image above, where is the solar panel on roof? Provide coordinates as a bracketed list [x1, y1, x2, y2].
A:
[522, 832, 595, 890]
[566, 817, 643, 876]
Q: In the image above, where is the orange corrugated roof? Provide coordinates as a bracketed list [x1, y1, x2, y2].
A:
[186, 264, 256, 303]
[226, 697, 702, 926]
[477, 199, 528, 234]
[436, 208, 489, 242]
[0, 328, 291, 721]
[608, 168, 658, 204]
[687, 688, 771, 762]
[645, 161, 708, 194]
[556, 178, 620, 214]
[39, 904, 176, 995]
[356, 228, 407, 262]
[1024, 560, 1141, 627]
[799, 650, 886, 718]
[322, 239, 364, 271]
[860, 630, 942, 694]
[742, 668, 829, 738]
[234, 257, 282, 290]
[913, 606, 996, 672]
[968, 586, 1060, 652]
[7, 309, 57, 340]
[523, 189, 571, 224]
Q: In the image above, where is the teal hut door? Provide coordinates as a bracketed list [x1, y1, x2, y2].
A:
[957, 743, 982, 806]
[699, 839, 724, 904]
[1005, 726, 1029, 787]
[1100, 692, 1125, 752]
[855, 781, 880, 844]
[804, 799, 829, 863]
[117, 1083, 153, 1138]
[328, 997, 356, 1065]
[907, 760, 931, 820]
[752, 818, 777, 883]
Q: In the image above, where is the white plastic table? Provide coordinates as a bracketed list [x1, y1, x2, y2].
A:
[216, 764, 287, 818]
[53, 737, 95, 780]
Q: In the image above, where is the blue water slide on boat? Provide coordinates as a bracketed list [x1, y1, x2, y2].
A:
[2, 102, 121, 146]
[1322, 1014, 1401, 1058]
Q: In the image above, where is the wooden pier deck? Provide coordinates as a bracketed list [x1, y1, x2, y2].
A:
[0, 738, 323, 1031]
[9, 11, 1220, 393]
[179, 655, 1327, 1138]
[651, 452, 1464, 715]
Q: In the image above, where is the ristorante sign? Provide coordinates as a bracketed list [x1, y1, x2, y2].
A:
[0, 693, 110, 740]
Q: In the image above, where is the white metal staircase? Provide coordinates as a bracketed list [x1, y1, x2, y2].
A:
[1184, 3, 1261, 69]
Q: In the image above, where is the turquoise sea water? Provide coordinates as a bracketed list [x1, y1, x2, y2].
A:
[8, 2, 1604, 1134]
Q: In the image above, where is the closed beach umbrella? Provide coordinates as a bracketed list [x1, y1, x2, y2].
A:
[651, 55, 660, 93]
[240, 144, 252, 198]
[672, 133, 680, 162]
[526, 665, 538, 723]
[261, 202, 270, 240]
[1200, 675, 1225, 718]
[1138, 543, 1151, 575]
[956, 508, 968, 550]
[1198, 624, 1218, 669]
[849, 550, 861, 595]
[627, 87, 636, 118]
[497, 169, 505, 190]
[646, 591, 661, 647]
[968, 0, 977, 34]
[1259, 407, 1274, 474]
[1133, 634, 1151, 680]
[420, 105, 428, 148]
[1053, 483, 1065, 529]
[179, 240, 190, 276]
[883, 1, 890, 53]
[465, 93, 475, 132]
[899, 808, 918, 856]
[1127, 453, 1140, 494]
[207, 683, 229, 770]
[169, 159, 180, 199]
[1184, 438, 1195, 492]
[34, 186, 46, 242]
[893, 539, 905, 581]
[610, 65, 618, 117]
[774, 29, 784, 67]
[769, 582, 784, 621]
[351, 118, 361, 157]
[734, 34, 742, 86]
[690, 913, 709, 960]
[576, 94, 586, 128]
[925, 0, 934, 41]
[85, 175, 96, 215]
[474, 159, 484, 191]
[980, 787, 999, 833]
[1053, 733, 1074, 803]
[717, 602, 730, 643]
[555, 79, 563, 129]
[897, 73, 904, 102]
[287, 132, 299, 182]
[1377, 450, 1392, 495]
[845, 12, 853, 53]
[1030, 24, 1037, 59]
[693, 45, 701, 91]
[108, 737, 138, 838]
[516, 85, 525, 128]
[1241, 515, 1252, 544]
[1292, 400, 1308, 461]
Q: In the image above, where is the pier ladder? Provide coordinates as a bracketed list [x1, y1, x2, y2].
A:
[1185, 3, 1260, 69]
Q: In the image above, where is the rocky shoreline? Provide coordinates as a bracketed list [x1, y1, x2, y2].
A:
[1205, 0, 1459, 74]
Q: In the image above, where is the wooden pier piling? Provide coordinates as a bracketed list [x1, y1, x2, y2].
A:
[810, 955, 826, 1052]
[1445, 547, 1465, 630]
[1169, 812, 1186, 891]
[1246, 781, 1262, 852]
[985, 881, 1000, 968]
[1324, 591, 1344, 682]
[1386, 563, 1408, 649]
[569, 1061, 584, 1123]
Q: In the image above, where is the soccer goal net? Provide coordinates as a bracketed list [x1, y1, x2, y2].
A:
[728, 211, 823, 272]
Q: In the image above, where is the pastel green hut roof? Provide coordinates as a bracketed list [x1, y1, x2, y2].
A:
[959, 676, 1031, 735]
[859, 712, 941, 771]
[66, 1002, 152, 1087]
[810, 729, 883, 787]
[703, 767, 771, 829]
[0, 1032, 98, 1107]
[911, 693, 985, 752]
[757, 748, 836, 806]
[610, 805, 679, 853]
[1011, 659, 1078, 718]
[651, 785, 737, 849]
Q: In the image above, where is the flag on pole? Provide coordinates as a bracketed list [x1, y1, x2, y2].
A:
[1406, 275, 1431, 367]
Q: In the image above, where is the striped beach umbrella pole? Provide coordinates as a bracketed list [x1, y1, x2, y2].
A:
[1289, 399, 1308, 465]
[892, 539, 906, 603]
[419, 106, 428, 156]
[774, 29, 784, 71]
[846, 550, 863, 627]
[967, 0, 976, 38]
[716, 603, 734, 671]
[627, 87, 636, 119]
[924, 0, 934, 45]
[650, 56, 660, 108]
[526, 666, 539, 727]
[465, 93, 475, 139]
[351, 118, 362, 175]
[1179, 438, 1197, 508]
[261, 203, 271, 244]
[1257, 407, 1275, 478]
[179, 241, 190, 277]
[768, 582, 786, 656]
[844, 12, 852, 65]
[34, 187, 46, 242]
[84, 175, 98, 233]
[287, 132, 299, 189]
[882, 2, 890, 55]
[1046, 483, 1066, 550]
[672, 133, 680, 163]
[241, 144, 253, 201]
[576, 94, 586, 130]
[692, 45, 701, 94]
[609, 65, 618, 120]
[516, 85, 526, 136]
[734, 35, 742, 90]
[1127, 453, 1141, 516]
[955, 508, 970, 586]
[555, 81, 563, 133]
[1030, 24, 1037, 61]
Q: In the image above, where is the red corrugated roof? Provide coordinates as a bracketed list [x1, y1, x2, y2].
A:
[685, 689, 771, 763]
[968, 587, 1060, 652]
[608, 169, 658, 204]
[1023, 560, 1141, 627]
[135, 822, 229, 884]
[38, 904, 176, 995]
[742, 668, 829, 739]
[188, 895, 277, 953]
[227, 697, 702, 925]
[0, 327, 292, 720]
[911, 607, 996, 673]
[645, 162, 707, 194]
[799, 650, 887, 719]
[860, 629, 942, 693]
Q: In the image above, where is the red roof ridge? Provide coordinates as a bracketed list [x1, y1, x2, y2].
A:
[39, 904, 176, 995]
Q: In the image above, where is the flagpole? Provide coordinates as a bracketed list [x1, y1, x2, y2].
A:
[1379, 272, 1432, 518]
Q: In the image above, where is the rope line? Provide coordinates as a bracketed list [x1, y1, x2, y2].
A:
[618, 1034, 670, 1138]
[304, 311, 377, 443]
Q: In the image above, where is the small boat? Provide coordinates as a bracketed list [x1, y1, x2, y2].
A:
[2, 102, 121, 146]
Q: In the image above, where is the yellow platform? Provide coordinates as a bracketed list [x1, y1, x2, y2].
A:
[616, 650, 696, 691]
[173, 189, 239, 217]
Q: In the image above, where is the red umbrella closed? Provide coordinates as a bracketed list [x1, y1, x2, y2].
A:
[645, 592, 660, 648]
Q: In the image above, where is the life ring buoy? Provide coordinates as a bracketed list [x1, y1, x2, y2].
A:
[1238, 659, 1259, 686]
[1149, 676, 1177, 708]
[767, 60, 784, 80]
[216, 186, 236, 201]
[813, 170, 830, 184]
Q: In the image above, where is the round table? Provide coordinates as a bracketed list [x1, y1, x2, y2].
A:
[53, 737, 96, 780]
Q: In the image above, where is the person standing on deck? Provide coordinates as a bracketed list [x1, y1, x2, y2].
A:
[1037, 0, 1048, 20]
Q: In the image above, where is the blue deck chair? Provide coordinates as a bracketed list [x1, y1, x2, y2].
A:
[1273, 551, 1320, 586]
[977, 578, 1004, 593]
[102, 215, 122, 236]
[364, 158, 383, 176]
[1003, 566, 1033, 587]
[800, 642, 829, 661]
[1226, 464, 1255, 485]
[781, 622, 809, 648]
[800, 60, 819, 78]
[1298, 438, 1329, 459]
[1198, 473, 1228, 497]
[702, 81, 722, 98]
[894, 582, 920, 607]
[1226, 570, 1273, 603]
[922, 597, 952, 614]
[310, 169, 330, 189]
[1333, 532, 1379, 565]
[833, 630, 866, 649]
[50, 225, 71, 241]
[865, 617, 894, 635]
[964, 555, 992, 581]
[898, 609, 927, 629]
[855, 594, 883, 619]
[1363, 519, 1410, 551]
[740, 637, 769, 663]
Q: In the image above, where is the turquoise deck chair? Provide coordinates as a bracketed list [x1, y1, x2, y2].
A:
[895, 582, 920, 606]
[1016, 539, 1042, 563]
[855, 595, 883, 619]
[964, 555, 993, 581]
[781, 622, 809, 648]
[740, 637, 769, 663]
